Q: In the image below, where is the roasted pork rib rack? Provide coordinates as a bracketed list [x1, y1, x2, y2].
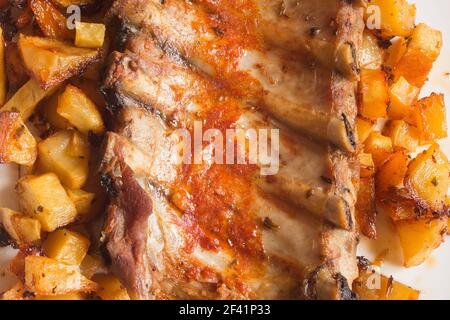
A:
[100, 0, 364, 299]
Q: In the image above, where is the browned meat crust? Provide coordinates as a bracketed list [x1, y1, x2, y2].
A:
[100, 0, 363, 300]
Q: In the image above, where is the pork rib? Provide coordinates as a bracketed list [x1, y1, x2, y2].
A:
[108, 0, 364, 151]
[101, 0, 364, 300]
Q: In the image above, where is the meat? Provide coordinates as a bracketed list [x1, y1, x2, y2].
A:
[108, 0, 364, 152]
[100, 0, 364, 299]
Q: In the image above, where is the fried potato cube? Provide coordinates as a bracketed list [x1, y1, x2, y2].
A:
[40, 92, 71, 130]
[408, 93, 447, 143]
[359, 68, 389, 120]
[38, 130, 90, 189]
[354, 266, 419, 300]
[368, 0, 416, 38]
[57, 85, 104, 134]
[16, 173, 77, 232]
[1, 281, 33, 300]
[43, 229, 90, 265]
[0, 112, 37, 166]
[30, 0, 74, 41]
[394, 23, 443, 88]
[385, 37, 408, 67]
[357, 117, 375, 143]
[0, 208, 41, 245]
[66, 189, 95, 216]
[25, 256, 98, 295]
[376, 149, 409, 197]
[0, 26, 5, 106]
[355, 176, 377, 239]
[360, 153, 376, 178]
[383, 120, 420, 152]
[1, 79, 57, 120]
[92, 274, 131, 300]
[388, 77, 420, 120]
[395, 217, 447, 267]
[359, 31, 385, 69]
[364, 132, 393, 167]
[75, 22, 106, 48]
[11, 215, 41, 244]
[80, 254, 104, 279]
[405, 144, 449, 212]
[18, 34, 99, 89]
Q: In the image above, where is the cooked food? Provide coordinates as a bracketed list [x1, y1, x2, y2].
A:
[0, 208, 41, 246]
[24, 255, 98, 295]
[30, 0, 74, 41]
[108, 0, 363, 152]
[353, 258, 420, 300]
[18, 35, 99, 89]
[16, 173, 78, 232]
[368, 0, 416, 38]
[99, 0, 363, 299]
[57, 84, 105, 134]
[37, 130, 90, 189]
[0, 0, 448, 301]
[395, 217, 448, 267]
[1, 79, 57, 120]
[0, 112, 37, 166]
[75, 22, 106, 48]
[43, 228, 90, 265]
[393, 23, 442, 88]
[0, 26, 5, 106]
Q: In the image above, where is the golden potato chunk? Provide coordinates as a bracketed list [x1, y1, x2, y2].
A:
[30, 0, 74, 41]
[1, 281, 33, 300]
[80, 254, 104, 279]
[43, 229, 90, 265]
[40, 91, 71, 130]
[385, 37, 408, 67]
[1, 79, 58, 120]
[0, 26, 5, 106]
[408, 93, 447, 143]
[17, 173, 77, 232]
[359, 68, 389, 120]
[25, 256, 98, 295]
[354, 262, 420, 300]
[405, 144, 450, 212]
[0, 208, 41, 245]
[66, 189, 95, 216]
[395, 217, 447, 267]
[359, 31, 385, 69]
[376, 149, 409, 197]
[0, 112, 37, 166]
[388, 77, 420, 120]
[383, 120, 420, 152]
[394, 23, 443, 88]
[367, 0, 416, 38]
[356, 117, 375, 144]
[92, 274, 131, 300]
[360, 153, 376, 178]
[364, 132, 393, 167]
[18, 34, 99, 89]
[57, 85, 104, 134]
[75, 22, 106, 48]
[38, 130, 90, 189]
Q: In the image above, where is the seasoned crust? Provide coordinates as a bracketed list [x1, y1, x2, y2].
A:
[102, 143, 153, 299]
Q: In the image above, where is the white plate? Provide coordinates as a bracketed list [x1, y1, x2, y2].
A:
[0, 0, 449, 299]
